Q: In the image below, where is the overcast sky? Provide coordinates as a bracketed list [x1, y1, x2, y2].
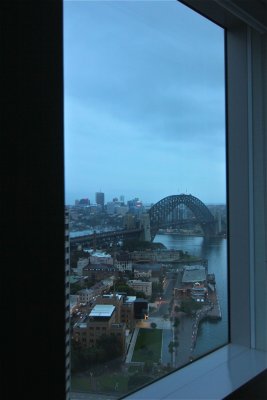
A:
[63, 0, 226, 206]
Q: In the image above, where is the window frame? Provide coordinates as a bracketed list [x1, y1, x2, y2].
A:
[5, 1, 266, 400]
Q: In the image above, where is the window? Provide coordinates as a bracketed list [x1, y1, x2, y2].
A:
[64, 0, 229, 397]
[122, 0, 267, 397]
[6, 1, 266, 400]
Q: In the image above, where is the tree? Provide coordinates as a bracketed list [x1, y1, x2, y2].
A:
[136, 291, 147, 299]
[173, 316, 180, 328]
[122, 239, 166, 252]
[70, 339, 98, 373]
[96, 334, 123, 361]
[180, 299, 202, 315]
[70, 282, 84, 294]
[110, 282, 136, 296]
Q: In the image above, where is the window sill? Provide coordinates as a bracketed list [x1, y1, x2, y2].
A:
[123, 344, 267, 399]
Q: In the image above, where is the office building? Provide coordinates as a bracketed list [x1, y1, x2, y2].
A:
[95, 191, 105, 209]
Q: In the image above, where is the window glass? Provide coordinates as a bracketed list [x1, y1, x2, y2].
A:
[64, 0, 227, 397]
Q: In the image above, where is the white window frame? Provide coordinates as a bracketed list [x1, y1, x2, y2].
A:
[121, 1, 267, 399]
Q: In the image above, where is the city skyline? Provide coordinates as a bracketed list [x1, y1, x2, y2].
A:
[64, 0, 226, 206]
[70, 190, 226, 207]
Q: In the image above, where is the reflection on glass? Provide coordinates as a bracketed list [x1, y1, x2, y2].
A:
[64, 0, 227, 398]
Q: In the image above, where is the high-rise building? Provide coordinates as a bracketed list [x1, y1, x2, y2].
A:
[65, 208, 71, 400]
[95, 191, 104, 209]
[79, 198, 90, 206]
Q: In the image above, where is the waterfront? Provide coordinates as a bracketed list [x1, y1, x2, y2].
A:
[69, 232, 229, 398]
[154, 233, 229, 360]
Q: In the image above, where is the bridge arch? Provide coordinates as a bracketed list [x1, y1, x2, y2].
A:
[148, 194, 216, 240]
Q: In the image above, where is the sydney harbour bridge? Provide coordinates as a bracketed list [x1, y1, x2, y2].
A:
[70, 194, 218, 248]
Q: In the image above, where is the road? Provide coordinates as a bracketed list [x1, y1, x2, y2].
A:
[146, 272, 178, 366]
[128, 269, 193, 368]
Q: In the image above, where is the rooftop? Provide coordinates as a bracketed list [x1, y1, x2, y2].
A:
[77, 288, 94, 294]
[91, 251, 112, 258]
[102, 294, 123, 300]
[75, 322, 87, 329]
[124, 296, 137, 303]
[89, 304, 115, 318]
[182, 266, 206, 283]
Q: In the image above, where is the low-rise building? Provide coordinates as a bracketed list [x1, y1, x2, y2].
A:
[130, 249, 182, 263]
[89, 251, 113, 265]
[115, 252, 133, 273]
[191, 282, 208, 302]
[127, 279, 152, 296]
[77, 288, 95, 304]
[94, 293, 136, 330]
[83, 264, 117, 281]
[96, 293, 124, 323]
[121, 295, 136, 330]
[134, 270, 152, 279]
[180, 265, 208, 302]
[182, 265, 207, 285]
[73, 304, 126, 352]
[134, 298, 149, 319]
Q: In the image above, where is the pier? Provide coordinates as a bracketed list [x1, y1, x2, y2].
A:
[190, 285, 222, 354]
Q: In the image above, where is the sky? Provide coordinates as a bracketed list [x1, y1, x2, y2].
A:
[63, 0, 226, 206]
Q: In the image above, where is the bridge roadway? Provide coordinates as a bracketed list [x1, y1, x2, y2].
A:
[70, 228, 143, 245]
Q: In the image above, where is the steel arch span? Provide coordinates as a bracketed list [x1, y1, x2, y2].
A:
[148, 194, 216, 240]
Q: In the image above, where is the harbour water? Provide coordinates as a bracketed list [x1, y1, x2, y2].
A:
[154, 233, 229, 359]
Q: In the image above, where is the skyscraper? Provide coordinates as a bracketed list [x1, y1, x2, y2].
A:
[95, 191, 104, 209]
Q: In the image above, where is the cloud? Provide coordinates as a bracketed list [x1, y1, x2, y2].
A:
[64, 0, 226, 205]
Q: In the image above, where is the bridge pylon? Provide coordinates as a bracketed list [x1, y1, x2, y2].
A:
[139, 213, 151, 242]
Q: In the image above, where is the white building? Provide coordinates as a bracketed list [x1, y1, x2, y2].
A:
[90, 251, 113, 265]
